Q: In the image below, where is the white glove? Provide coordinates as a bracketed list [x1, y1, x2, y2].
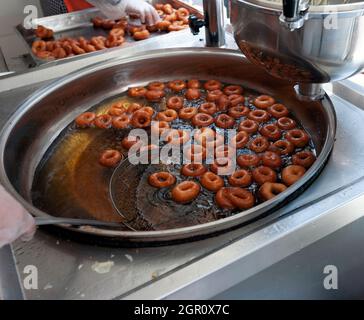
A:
[0, 185, 36, 248]
[125, 0, 161, 26]
[88, 0, 160, 26]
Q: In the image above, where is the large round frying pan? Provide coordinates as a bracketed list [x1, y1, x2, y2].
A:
[0, 48, 336, 245]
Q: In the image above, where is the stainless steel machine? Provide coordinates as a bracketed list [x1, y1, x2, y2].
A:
[191, 0, 364, 100]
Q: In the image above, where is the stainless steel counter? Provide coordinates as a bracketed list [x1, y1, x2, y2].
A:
[0, 76, 363, 300]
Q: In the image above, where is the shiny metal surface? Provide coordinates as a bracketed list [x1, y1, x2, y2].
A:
[6, 90, 364, 300]
[0, 245, 24, 300]
[202, 0, 226, 47]
[279, 0, 309, 30]
[34, 217, 126, 228]
[16, 0, 202, 68]
[230, 0, 364, 84]
[0, 48, 336, 243]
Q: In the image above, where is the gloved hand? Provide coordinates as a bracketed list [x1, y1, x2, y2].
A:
[125, 0, 160, 26]
[88, 0, 160, 26]
[0, 185, 36, 248]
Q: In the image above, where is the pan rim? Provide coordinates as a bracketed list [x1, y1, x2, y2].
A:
[0, 47, 337, 241]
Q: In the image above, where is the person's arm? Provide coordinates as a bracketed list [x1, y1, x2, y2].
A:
[0, 185, 36, 248]
[87, 0, 160, 25]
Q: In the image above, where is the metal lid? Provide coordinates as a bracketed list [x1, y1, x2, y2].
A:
[243, 0, 364, 12]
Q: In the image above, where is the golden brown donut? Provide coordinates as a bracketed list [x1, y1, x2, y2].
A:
[227, 187, 255, 210]
[176, 7, 190, 21]
[261, 151, 282, 169]
[145, 89, 165, 102]
[228, 106, 249, 119]
[167, 96, 184, 110]
[282, 165, 306, 186]
[259, 182, 287, 201]
[179, 107, 198, 120]
[230, 131, 249, 149]
[52, 47, 67, 59]
[199, 103, 217, 115]
[172, 181, 201, 203]
[206, 90, 224, 102]
[292, 151, 316, 168]
[32, 40, 46, 54]
[168, 80, 186, 92]
[260, 124, 282, 141]
[187, 79, 201, 89]
[148, 172, 176, 188]
[156, 109, 178, 122]
[277, 117, 297, 130]
[102, 19, 115, 30]
[94, 114, 112, 129]
[185, 88, 201, 100]
[238, 119, 259, 134]
[131, 110, 152, 128]
[204, 80, 222, 91]
[252, 166, 277, 185]
[286, 129, 310, 148]
[133, 29, 150, 41]
[112, 114, 130, 129]
[181, 164, 207, 177]
[121, 135, 141, 150]
[128, 86, 147, 98]
[223, 85, 243, 96]
[216, 95, 231, 111]
[99, 149, 122, 168]
[127, 103, 142, 114]
[254, 95, 275, 109]
[162, 3, 174, 14]
[210, 157, 235, 176]
[192, 113, 214, 127]
[249, 136, 270, 153]
[201, 172, 224, 192]
[75, 112, 96, 128]
[248, 109, 271, 123]
[215, 114, 235, 129]
[139, 106, 154, 117]
[157, 20, 172, 31]
[35, 25, 54, 39]
[109, 27, 125, 38]
[268, 104, 290, 118]
[228, 170, 252, 187]
[35, 51, 55, 60]
[148, 81, 165, 91]
[228, 94, 245, 107]
[215, 188, 235, 209]
[237, 154, 261, 168]
[272, 140, 295, 155]
[168, 21, 188, 32]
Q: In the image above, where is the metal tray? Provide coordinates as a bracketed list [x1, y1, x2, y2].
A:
[0, 48, 336, 245]
[15, 0, 202, 67]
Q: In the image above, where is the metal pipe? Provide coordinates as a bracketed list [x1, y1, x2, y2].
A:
[294, 83, 325, 101]
[203, 0, 226, 47]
